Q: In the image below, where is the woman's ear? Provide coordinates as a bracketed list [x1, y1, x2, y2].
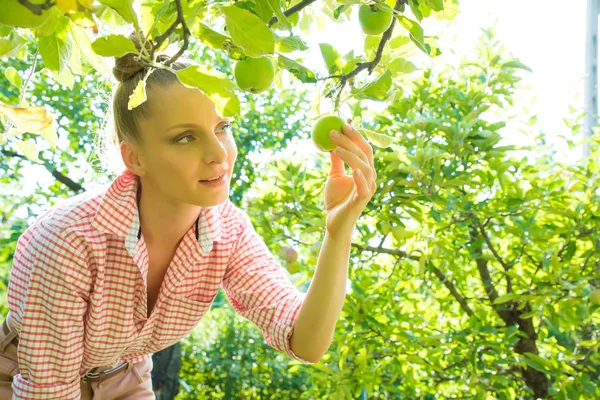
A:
[120, 140, 146, 177]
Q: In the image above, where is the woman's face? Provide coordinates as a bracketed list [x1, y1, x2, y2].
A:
[122, 82, 237, 208]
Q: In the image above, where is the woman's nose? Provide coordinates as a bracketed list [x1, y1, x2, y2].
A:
[202, 136, 228, 164]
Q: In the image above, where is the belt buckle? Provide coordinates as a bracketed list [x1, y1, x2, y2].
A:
[82, 361, 127, 383]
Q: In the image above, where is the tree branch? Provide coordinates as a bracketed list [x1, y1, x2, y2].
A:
[351, 242, 420, 261]
[18, 0, 55, 15]
[268, 0, 318, 27]
[469, 225, 513, 325]
[0, 149, 84, 193]
[430, 264, 474, 317]
[323, 0, 408, 109]
[152, 0, 190, 67]
[477, 221, 513, 294]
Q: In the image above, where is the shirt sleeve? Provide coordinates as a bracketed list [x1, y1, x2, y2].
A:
[221, 212, 314, 365]
[8, 221, 90, 399]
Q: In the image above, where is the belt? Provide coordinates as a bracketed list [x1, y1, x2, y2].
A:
[82, 360, 129, 383]
[2, 318, 128, 383]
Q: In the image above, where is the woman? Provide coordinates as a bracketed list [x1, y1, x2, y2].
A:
[0, 40, 377, 399]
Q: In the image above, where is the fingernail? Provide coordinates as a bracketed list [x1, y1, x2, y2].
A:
[335, 147, 346, 154]
[329, 130, 340, 139]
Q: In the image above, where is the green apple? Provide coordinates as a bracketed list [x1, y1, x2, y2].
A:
[311, 115, 346, 152]
[234, 56, 275, 94]
[590, 289, 600, 305]
[0, 0, 52, 28]
[286, 260, 300, 274]
[358, 3, 394, 35]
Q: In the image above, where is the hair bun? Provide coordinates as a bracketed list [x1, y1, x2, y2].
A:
[112, 32, 170, 82]
[112, 53, 145, 82]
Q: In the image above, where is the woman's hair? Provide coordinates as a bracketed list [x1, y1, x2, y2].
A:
[94, 32, 195, 178]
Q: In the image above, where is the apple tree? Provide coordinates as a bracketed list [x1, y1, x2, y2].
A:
[9, 1, 599, 400]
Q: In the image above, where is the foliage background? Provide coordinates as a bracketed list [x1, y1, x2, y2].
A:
[1, 2, 600, 399]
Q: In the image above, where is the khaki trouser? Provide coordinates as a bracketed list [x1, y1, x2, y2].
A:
[0, 317, 155, 399]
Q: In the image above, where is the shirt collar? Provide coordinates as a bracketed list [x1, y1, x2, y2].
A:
[92, 169, 222, 255]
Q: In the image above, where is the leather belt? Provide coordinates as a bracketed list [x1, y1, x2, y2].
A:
[82, 360, 129, 383]
[2, 318, 128, 383]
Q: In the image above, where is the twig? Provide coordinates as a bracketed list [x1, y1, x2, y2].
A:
[151, 0, 190, 67]
[477, 220, 513, 293]
[268, 0, 318, 27]
[431, 264, 475, 317]
[4, 50, 39, 133]
[323, 0, 408, 109]
[17, 0, 55, 15]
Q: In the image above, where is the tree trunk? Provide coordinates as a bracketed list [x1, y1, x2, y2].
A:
[151, 342, 182, 400]
[513, 303, 549, 399]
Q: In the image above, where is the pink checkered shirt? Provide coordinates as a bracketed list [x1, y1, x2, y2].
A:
[6, 169, 312, 399]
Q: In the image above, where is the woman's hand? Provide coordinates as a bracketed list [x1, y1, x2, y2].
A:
[324, 123, 377, 240]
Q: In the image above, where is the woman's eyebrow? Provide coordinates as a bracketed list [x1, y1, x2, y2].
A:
[165, 120, 229, 133]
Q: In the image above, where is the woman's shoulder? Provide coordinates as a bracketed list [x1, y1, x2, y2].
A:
[217, 200, 251, 226]
[31, 182, 111, 234]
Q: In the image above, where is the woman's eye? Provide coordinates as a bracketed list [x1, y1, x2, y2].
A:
[175, 124, 231, 144]
[220, 124, 232, 134]
[176, 134, 194, 144]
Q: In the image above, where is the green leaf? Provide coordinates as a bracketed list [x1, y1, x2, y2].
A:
[523, 352, 554, 373]
[408, 0, 423, 21]
[263, 0, 292, 31]
[91, 34, 138, 57]
[361, 128, 395, 148]
[69, 21, 109, 75]
[0, 34, 27, 58]
[13, 139, 42, 164]
[397, 16, 428, 55]
[275, 34, 309, 53]
[502, 60, 532, 73]
[389, 35, 411, 50]
[220, 5, 274, 57]
[277, 54, 317, 83]
[128, 80, 147, 110]
[405, 355, 427, 365]
[38, 17, 72, 74]
[353, 69, 393, 101]
[253, 0, 273, 23]
[49, 65, 75, 89]
[38, 122, 58, 149]
[98, 0, 140, 30]
[176, 65, 241, 118]
[423, 0, 444, 12]
[319, 43, 342, 75]
[35, 7, 65, 37]
[0, 25, 11, 37]
[196, 22, 230, 50]
[389, 58, 417, 75]
[493, 293, 519, 304]
[4, 67, 22, 89]
[564, 241, 576, 261]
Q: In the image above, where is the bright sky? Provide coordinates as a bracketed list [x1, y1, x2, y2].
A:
[10, 0, 589, 220]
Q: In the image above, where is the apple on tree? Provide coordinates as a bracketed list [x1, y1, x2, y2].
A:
[278, 246, 298, 263]
[311, 115, 346, 152]
[233, 56, 275, 94]
[358, 2, 394, 36]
